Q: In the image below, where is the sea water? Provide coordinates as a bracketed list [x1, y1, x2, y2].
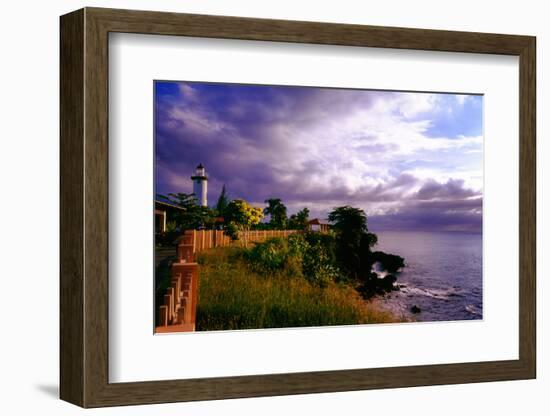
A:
[373, 231, 483, 322]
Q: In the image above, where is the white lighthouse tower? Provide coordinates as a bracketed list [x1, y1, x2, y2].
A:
[191, 163, 208, 206]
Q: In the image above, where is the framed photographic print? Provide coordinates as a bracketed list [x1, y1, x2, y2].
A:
[60, 7, 536, 408]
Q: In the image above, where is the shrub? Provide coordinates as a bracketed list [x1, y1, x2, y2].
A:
[246, 237, 290, 272]
[245, 233, 341, 287]
[195, 247, 396, 331]
[223, 222, 239, 241]
[299, 232, 341, 286]
[301, 237, 339, 287]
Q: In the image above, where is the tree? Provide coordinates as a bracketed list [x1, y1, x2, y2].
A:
[328, 206, 368, 235]
[263, 198, 288, 229]
[224, 199, 264, 243]
[327, 206, 405, 296]
[215, 184, 229, 215]
[328, 206, 369, 280]
[288, 207, 310, 230]
[159, 192, 197, 208]
[157, 193, 215, 230]
[362, 231, 378, 248]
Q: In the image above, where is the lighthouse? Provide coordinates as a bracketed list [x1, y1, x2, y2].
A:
[191, 163, 208, 206]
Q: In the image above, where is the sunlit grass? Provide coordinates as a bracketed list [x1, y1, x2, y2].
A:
[195, 247, 396, 331]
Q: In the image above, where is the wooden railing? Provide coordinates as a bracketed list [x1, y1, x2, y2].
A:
[155, 229, 299, 333]
[186, 229, 298, 253]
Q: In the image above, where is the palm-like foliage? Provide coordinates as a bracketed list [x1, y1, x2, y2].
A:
[263, 198, 288, 229]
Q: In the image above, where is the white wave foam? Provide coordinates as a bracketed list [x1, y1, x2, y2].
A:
[400, 285, 462, 300]
[465, 304, 482, 316]
[372, 261, 389, 279]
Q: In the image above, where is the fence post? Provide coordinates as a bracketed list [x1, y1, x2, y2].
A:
[190, 265, 199, 326]
[178, 244, 194, 263]
[164, 288, 174, 323]
[158, 306, 168, 326]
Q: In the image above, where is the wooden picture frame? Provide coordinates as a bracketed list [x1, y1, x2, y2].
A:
[60, 7, 536, 408]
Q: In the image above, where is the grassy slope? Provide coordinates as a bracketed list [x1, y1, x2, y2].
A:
[195, 247, 395, 331]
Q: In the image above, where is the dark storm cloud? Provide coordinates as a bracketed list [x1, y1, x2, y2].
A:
[414, 178, 477, 200]
[369, 197, 482, 233]
[155, 81, 483, 232]
[155, 82, 375, 201]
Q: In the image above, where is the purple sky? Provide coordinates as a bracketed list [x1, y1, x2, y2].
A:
[155, 81, 483, 233]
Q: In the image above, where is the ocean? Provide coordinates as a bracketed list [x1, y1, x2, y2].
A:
[372, 231, 483, 322]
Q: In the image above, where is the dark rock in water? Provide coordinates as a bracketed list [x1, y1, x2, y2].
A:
[357, 273, 401, 299]
[411, 305, 421, 314]
[379, 274, 397, 291]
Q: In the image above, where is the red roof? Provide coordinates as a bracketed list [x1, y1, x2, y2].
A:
[308, 218, 330, 225]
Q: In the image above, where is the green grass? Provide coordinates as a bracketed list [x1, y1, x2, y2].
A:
[195, 246, 396, 331]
